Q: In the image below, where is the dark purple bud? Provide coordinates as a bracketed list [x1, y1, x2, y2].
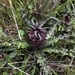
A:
[27, 20, 47, 48]
[64, 14, 71, 24]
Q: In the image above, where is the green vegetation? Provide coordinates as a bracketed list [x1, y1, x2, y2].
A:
[0, 0, 75, 75]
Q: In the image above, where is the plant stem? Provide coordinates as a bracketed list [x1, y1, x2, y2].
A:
[9, 0, 22, 40]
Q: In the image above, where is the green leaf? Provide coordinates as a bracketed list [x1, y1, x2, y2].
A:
[3, 72, 8, 75]
[28, 4, 33, 9]
[21, 56, 31, 71]
[0, 27, 6, 37]
[31, 66, 36, 75]
[17, 42, 29, 49]
[53, 38, 58, 43]
[0, 27, 2, 32]
[19, 30, 24, 37]
[9, 51, 17, 58]
[3, 42, 11, 47]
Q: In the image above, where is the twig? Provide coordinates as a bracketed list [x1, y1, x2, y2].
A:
[47, 62, 75, 68]
[9, 61, 35, 64]
[8, 63, 30, 75]
[69, 56, 74, 66]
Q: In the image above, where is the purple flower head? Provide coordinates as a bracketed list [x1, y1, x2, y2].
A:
[28, 20, 47, 48]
